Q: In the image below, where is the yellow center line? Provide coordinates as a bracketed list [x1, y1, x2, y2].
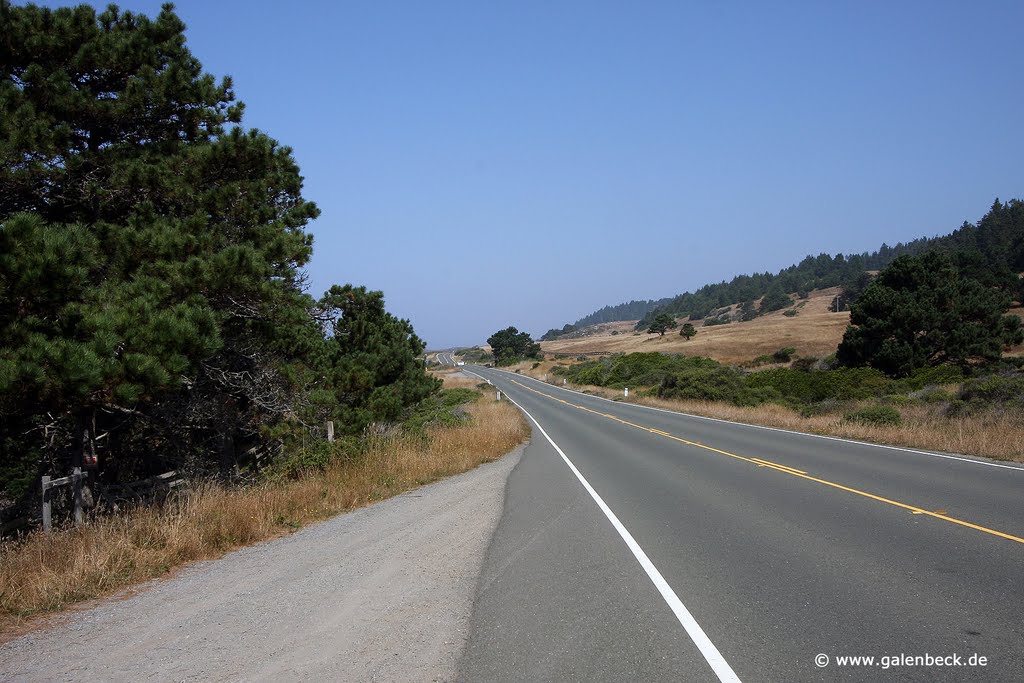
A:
[509, 379, 1024, 546]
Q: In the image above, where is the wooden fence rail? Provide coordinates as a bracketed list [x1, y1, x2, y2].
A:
[41, 467, 88, 531]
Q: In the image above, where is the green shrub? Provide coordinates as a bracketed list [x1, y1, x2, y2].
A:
[903, 365, 967, 390]
[791, 357, 819, 372]
[845, 405, 902, 426]
[745, 366, 892, 404]
[783, 309, 798, 317]
[772, 347, 797, 363]
[956, 374, 1024, 405]
[403, 388, 479, 431]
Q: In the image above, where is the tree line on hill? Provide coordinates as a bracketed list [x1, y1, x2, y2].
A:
[0, 4, 438, 519]
[541, 200, 1024, 338]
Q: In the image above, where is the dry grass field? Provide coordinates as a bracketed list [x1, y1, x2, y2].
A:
[541, 288, 851, 363]
[539, 288, 1024, 363]
[0, 374, 528, 638]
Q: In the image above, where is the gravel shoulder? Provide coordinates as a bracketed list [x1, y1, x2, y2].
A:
[0, 444, 525, 683]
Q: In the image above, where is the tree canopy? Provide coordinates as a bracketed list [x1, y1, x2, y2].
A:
[647, 313, 678, 336]
[487, 327, 541, 365]
[0, 2, 437, 508]
[837, 252, 1023, 377]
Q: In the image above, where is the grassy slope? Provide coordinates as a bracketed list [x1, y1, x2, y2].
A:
[540, 287, 1024, 363]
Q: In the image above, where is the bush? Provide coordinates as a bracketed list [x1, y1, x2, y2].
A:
[791, 357, 819, 372]
[772, 347, 797, 363]
[745, 367, 892, 404]
[845, 405, 902, 426]
[799, 399, 843, 418]
[955, 374, 1024, 407]
[783, 309, 798, 317]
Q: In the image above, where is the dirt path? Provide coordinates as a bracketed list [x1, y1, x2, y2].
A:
[0, 445, 524, 682]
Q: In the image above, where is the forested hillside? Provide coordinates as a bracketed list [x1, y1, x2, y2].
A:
[0, 5, 438, 518]
[545, 200, 1024, 337]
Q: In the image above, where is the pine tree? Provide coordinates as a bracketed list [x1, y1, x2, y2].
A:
[837, 252, 1023, 377]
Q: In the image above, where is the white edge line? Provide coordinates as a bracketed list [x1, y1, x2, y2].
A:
[464, 370, 742, 683]
[489, 367, 1024, 473]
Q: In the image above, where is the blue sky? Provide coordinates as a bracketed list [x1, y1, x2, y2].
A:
[53, 1, 1024, 347]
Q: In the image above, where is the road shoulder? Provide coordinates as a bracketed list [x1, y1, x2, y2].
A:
[0, 444, 526, 682]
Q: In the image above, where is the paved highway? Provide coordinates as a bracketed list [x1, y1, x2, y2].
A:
[458, 366, 1024, 682]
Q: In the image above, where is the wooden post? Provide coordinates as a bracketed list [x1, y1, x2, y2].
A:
[496, 391, 502, 401]
[41, 476, 52, 532]
[326, 420, 335, 443]
[625, 387, 629, 398]
[72, 467, 84, 525]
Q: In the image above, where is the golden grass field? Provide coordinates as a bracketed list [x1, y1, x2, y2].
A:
[0, 373, 528, 639]
[541, 288, 850, 363]
[540, 287, 1024, 363]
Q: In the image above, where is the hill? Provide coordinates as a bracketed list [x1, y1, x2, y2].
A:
[540, 288, 849, 364]
[543, 199, 1024, 338]
[539, 287, 1024, 365]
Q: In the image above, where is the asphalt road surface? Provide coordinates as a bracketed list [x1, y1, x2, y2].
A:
[457, 366, 1024, 682]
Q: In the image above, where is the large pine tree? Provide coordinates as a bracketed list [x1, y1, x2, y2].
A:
[0, 3, 437, 509]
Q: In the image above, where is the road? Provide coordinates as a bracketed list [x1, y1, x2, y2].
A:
[457, 366, 1024, 682]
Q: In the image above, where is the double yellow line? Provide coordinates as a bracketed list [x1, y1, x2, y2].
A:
[510, 379, 1024, 546]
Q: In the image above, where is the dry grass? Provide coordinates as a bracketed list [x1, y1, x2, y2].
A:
[540, 289, 1024, 363]
[0, 387, 528, 638]
[541, 288, 851, 363]
[633, 397, 1024, 462]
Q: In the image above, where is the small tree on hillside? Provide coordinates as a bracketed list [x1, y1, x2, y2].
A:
[679, 323, 697, 340]
[647, 313, 678, 336]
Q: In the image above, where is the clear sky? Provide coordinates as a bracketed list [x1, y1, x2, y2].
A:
[50, 1, 1024, 348]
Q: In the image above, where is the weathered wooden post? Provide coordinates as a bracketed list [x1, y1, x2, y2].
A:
[41, 476, 52, 532]
[496, 391, 502, 401]
[326, 420, 335, 443]
[72, 467, 84, 525]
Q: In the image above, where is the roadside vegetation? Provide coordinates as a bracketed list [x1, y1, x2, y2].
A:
[0, 4, 532, 638]
[0, 373, 528, 637]
[536, 357, 1023, 461]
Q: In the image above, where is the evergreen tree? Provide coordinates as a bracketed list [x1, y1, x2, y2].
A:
[647, 313, 678, 336]
[679, 323, 697, 340]
[487, 327, 541, 364]
[0, 3, 437, 507]
[837, 252, 1023, 377]
[759, 284, 792, 314]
